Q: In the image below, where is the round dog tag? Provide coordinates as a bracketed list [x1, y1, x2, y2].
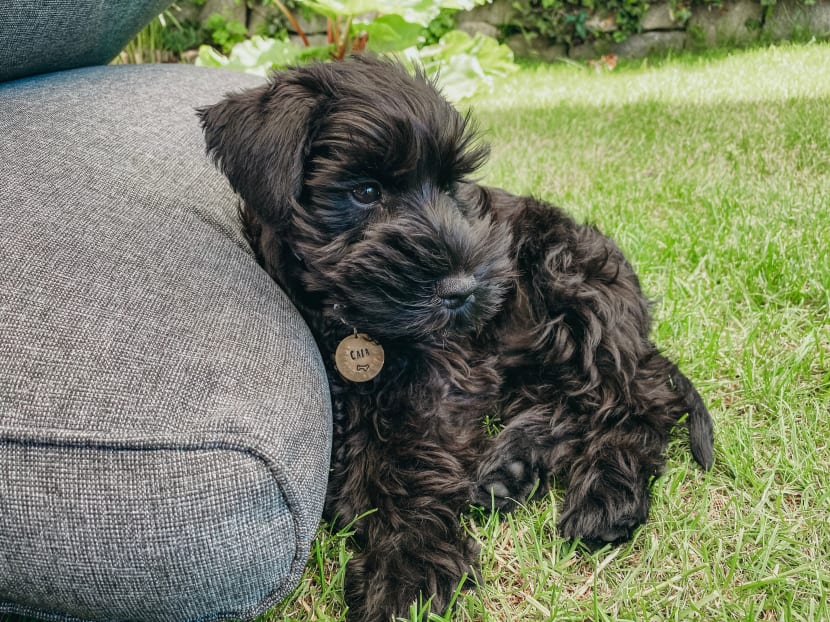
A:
[335, 333, 384, 382]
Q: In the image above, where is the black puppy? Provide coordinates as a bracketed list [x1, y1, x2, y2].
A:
[199, 55, 714, 621]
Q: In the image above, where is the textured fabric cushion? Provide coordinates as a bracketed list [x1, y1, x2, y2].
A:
[0, 65, 332, 622]
[0, 1, 172, 82]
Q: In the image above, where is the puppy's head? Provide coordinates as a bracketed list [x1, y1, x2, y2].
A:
[200, 55, 512, 342]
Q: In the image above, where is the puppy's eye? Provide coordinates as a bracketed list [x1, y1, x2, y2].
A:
[352, 182, 382, 205]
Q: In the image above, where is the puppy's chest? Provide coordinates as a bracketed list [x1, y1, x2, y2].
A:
[329, 351, 502, 433]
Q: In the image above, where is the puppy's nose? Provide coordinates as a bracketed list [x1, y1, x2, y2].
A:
[436, 275, 477, 310]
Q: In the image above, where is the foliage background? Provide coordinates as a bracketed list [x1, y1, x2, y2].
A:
[123, 0, 826, 66]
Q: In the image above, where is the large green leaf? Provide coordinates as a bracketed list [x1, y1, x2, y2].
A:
[357, 14, 425, 52]
[299, 0, 382, 18]
[196, 44, 231, 68]
[409, 30, 518, 102]
[195, 36, 308, 76]
[299, 0, 488, 25]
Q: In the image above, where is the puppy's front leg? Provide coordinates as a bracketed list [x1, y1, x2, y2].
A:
[344, 522, 477, 622]
[328, 437, 477, 622]
[558, 349, 711, 545]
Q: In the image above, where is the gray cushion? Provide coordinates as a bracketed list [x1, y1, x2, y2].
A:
[0, 64, 332, 622]
[0, 1, 172, 82]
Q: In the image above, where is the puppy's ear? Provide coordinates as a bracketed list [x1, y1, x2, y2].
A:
[198, 72, 324, 224]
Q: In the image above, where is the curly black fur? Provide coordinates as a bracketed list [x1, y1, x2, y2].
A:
[199, 55, 714, 622]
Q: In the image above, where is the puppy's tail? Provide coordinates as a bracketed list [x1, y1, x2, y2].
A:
[672, 368, 715, 470]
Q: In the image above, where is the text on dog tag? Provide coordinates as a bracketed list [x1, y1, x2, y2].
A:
[335, 333, 384, 382]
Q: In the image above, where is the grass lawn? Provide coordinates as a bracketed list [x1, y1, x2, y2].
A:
[269, 43, 830, 621]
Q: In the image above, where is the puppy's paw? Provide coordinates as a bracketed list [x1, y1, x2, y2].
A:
[558, 491, 649, 546]
[344, 541, 477, 622]
[474, 454, 539, 512]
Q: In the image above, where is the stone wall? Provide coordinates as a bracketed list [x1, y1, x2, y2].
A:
[457, 0, 830, 60]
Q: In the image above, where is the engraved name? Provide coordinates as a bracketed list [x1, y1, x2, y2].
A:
[350, 348, 371, 361]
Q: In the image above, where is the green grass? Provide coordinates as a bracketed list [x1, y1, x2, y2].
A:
[267, 43, 830, 621]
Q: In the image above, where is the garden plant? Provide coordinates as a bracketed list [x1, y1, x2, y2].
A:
[192, 0, 519, 100]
